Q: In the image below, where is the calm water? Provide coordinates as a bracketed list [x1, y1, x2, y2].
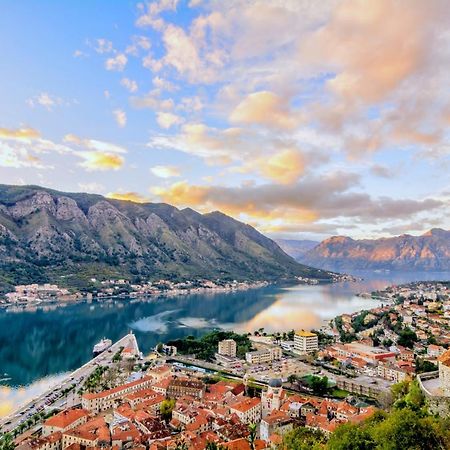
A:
[0, 270, 448, 416]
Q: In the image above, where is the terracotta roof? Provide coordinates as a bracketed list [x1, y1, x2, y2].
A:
[222, 438, 266, 450]
[44, 408, 89, 429]
[82, 375, 152, 400]
[230, 397, 261, 413]
[438, 348, 450, 366]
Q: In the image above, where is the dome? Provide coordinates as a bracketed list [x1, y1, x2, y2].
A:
[268, 378, 283, 388]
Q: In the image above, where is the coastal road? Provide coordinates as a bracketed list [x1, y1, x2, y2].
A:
[0, 333, 139, 434]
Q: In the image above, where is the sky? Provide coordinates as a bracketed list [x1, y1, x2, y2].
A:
[0, 0, 449, 241]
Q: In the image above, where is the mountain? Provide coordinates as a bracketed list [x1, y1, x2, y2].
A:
[299, 229, 450, 272]
[0, 184, 332, 293]
[275, 239, 319, 260]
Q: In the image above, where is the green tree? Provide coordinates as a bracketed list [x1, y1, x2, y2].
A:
[287, 374, 298, 384]
[160, 398, 176, 421]
[281, 426, 326, 450]
[397, 327, 418, 349]
[310, 375, 329, 395]
[328, 423, 376, 450]
[0, 434, 15, 450]
[248, 423, 257, 450]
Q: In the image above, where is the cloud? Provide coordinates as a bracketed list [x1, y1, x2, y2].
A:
[113, 109, 127, 128]
[120, 78, 138, 93]
[156, 112, 183, 129]
[63, 133, 127, 171]
[78, 182, 105, 194]
[105, 53, 128, 71]
[78, 152, 124, 171]
[136, 0, 180, 30]
[0, 127, 40, 140]
[151, 173, 445, 233]
[258, 148, 304, 184]
[148, 122, 245, 165]
[125, 35, 151, 55]
[152, 76, 177, 92]
[131, 91, 174, 110]
[26, 92, 66, 111]
[63, 134, 127, 154]
[302, 0, 434, 104]
[106, 192, 148, 203]
[0, 145, 45, 169]
[370, 164, 394, 179]
[0, 126, 70, 169]
[150, 165, 181, 178]
[230, 91, 298, 130]
[94, 38, 114, 54]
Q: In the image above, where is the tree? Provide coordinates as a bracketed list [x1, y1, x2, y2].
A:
[160, 398, 176, 421]
[397, 327, 418, 349]
[248, 423, 257, 450]
[282, 426, 326, 450]
[287, 374, 298, 384]
[0, 434, 15, 450]
[391, 380, 410, 402]
[310, 376, 329, 396]
[327, 423, 376, 450]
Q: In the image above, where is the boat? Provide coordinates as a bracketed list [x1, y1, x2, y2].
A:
[92, 338, 112, 357]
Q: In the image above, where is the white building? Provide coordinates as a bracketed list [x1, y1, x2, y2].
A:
[218, 339, 237, 358]
[229, 397, 262, 424]
[294, 331, 318, 354]
[245, 347, 282, 365]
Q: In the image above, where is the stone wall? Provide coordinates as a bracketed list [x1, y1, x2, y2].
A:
[417, 372, 450, 417]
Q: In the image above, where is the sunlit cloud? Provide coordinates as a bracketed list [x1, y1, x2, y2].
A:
[0, 126, 40, 140]
[107, 191, 148, 203]
[78, 152, 124, 171]
[150, 165, 181, 178]
[230, 91, 298, 130]
[156, 111, 183, 129]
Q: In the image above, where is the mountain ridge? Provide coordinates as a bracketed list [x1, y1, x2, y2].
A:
[296, 229, 450, 271]
[0, 184, 331, 293]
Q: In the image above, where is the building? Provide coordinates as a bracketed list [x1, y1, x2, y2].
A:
[218, 339, 237, 358]
[261, 379, 285, 417]
[294, 331, 318, 354]
[229, 397, 262, 424]
[42, 409, 89, 437]
[245, 347, 282, 365]
[260, 410, 293, 441]
[280, 340, 295, 351]
[439, 349, 450, 395]
[167, 378, 206, 399]
[81, 376, 153, 413]
[377, 362, 412, 383]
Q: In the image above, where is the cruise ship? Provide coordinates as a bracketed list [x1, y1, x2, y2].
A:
[92, 338, 112, 357]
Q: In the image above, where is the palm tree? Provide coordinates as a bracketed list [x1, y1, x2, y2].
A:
[0, 433, 15, 450]
[248, 423, 257, 450]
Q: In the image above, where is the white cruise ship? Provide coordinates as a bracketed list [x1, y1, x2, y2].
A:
[92, 338, 112, 357]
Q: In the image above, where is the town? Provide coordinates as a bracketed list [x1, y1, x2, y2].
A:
[1, 281, 449, 449]
[0, 280, 269, 308]
[0, 272, 353, 308]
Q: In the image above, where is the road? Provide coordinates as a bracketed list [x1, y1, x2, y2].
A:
[0, 332, 139, 434]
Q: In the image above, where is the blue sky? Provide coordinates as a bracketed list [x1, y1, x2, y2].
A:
[0, 0, 448, 240]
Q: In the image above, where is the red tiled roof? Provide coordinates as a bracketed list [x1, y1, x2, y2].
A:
[44, 408, 89, 429]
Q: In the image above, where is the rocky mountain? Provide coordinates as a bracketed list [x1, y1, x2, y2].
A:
[298, 229, 450, 272]
[275, 239, 319, 260]
[0, 184, 331, 293]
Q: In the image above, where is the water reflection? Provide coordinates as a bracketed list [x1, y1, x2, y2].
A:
[0, 270, 448, 416]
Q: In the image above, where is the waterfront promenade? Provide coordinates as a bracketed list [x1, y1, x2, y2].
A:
[0, 332, 139, 434]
